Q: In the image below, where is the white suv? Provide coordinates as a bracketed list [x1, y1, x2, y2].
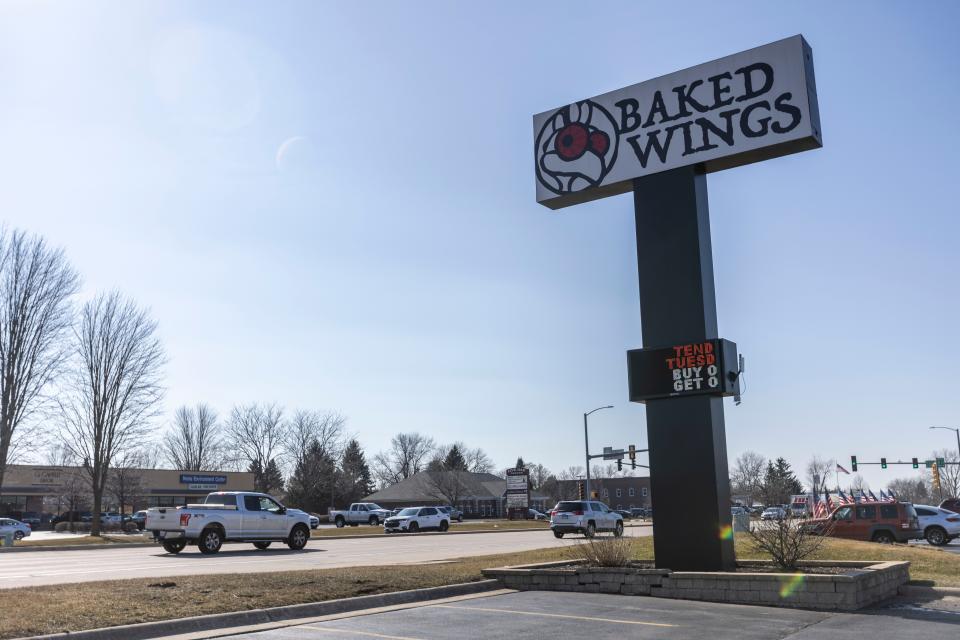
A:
[914, 504, 960, 546]
[550, 500, 623, 539]
[383, 506, 450, 533]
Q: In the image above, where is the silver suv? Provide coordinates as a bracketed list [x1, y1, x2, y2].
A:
[550, 500, 623, 538]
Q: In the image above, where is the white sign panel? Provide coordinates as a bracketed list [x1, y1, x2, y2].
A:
[188, 483, 220, 491]
[506, 492, 528, 508]
[533, 35, 821, 209]
[506, 474, 528, 491]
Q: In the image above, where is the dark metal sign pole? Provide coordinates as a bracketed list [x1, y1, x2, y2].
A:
[633, 165, 735, 571]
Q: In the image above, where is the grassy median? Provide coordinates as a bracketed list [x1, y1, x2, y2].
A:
[0, 535, 957, 639]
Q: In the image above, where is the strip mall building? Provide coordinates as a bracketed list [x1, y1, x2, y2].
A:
[0, 464, 254, 520]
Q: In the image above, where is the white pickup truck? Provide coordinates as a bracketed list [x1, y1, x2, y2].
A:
[145, 491, 311, 554]
[328, 502, 392, 528]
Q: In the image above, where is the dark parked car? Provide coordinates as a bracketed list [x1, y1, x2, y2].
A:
[940, 498, 960, 514]
[51, 511, 92, 525]
[615, 509, 633, 520]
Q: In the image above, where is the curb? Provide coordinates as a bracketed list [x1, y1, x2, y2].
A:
[23, 579, 501, 640]
[899, 584, 960, 597]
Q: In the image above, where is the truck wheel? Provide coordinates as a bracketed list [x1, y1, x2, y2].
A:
[198, 528, 223, 554]
[408, 522, 420, 533]
[162, 539, 186, 554]
[253, 541, 272, 550]
[439, 520, 449, 532]
[335, 516, 345, 528]
[584, 523, 596, 538]
[287, 525, 309, 550]
[613, 521, 624, 538]
[553, 530, 564, 539]
[368, 516, 379, 526]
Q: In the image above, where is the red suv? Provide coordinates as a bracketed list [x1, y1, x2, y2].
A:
[940, 498, 960, 514]
[804, 501, 921, 543]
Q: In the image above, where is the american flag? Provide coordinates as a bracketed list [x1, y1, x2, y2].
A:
[838, 490, 853, 505]
[886, 489, 897, 502]
[813, 497, 827, 518]
[859, 490, 870, 503]
[868, 490, 879, 502]
[825, 492, 835, 511]
[836, 463, 851, 475]
[879, 489, 888, 501]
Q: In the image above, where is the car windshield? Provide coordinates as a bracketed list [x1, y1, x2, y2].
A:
[397, 508, 419, 516]
[555, 502, 584, 512]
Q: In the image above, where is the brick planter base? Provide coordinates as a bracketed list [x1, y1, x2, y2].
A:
[482, 559, 910, 610]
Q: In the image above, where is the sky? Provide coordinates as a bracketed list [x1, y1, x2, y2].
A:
[0, 1, 958, 493]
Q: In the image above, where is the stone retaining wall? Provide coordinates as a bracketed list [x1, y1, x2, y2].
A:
[482, 559, 909, 610]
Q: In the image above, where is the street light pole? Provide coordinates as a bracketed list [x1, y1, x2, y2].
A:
[583, 405, 614, 500]
[930, 426, 960, 462]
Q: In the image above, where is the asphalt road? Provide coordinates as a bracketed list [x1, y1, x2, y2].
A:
[225, 590, 960, 640]
[0, 528, 651, 589]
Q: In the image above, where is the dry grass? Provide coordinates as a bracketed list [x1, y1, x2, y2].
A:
[16, 534, 151, 547]
[1, 533, 957, 639]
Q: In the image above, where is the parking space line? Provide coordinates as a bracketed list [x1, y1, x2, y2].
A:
[300, 626, 423, 640]
[431, 604, 676, 627]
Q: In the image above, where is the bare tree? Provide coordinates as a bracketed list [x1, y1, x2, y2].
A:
[371, 432, 435, 488]
[805, 455, 834, 501]
[224, 403, 286, 490]
[107, 449, 151, 515]
[58, 292, 165, 536]
[887, 476, 930, 504]
[462, 445, 494, 474]
[730, 451, 766, 500]
[284, 409, 345, 475]
[0, 229, 80, 490]
[849, 474, 869, 494]
[164, 403, 222, 470]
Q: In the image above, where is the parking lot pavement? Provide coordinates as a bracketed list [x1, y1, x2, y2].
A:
[222, 590, 960, 640]
[910, 539, 960, 555]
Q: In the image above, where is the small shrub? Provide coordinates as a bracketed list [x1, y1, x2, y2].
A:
[122, 522, 139, 533]
[747, 514, 834, 570]
[570, 536, 634, 567]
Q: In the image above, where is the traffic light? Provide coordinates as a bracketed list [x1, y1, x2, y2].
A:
[851, 455, 858, 472]
[880, 457, 887, 469]
[577, 481, 584, 499]
[912, 457, 919, 469]
[617, 459, 623, 471]
[628, 444, 636, 460]
[932, 463, 942, 491]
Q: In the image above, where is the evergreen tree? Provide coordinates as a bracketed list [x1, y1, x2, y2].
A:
[515, 457, 526, 469]
[340, 439, 373, 505]
[761, 457, 803, 506]
[285, 439, 338, 513]
[444, 444, 467, 471]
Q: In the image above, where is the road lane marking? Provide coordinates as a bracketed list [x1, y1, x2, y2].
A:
[432, 604, 676, 627]
[301, 626, 423, 640]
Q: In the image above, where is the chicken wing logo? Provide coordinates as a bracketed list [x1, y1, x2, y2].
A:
[535, 100, 619, 195]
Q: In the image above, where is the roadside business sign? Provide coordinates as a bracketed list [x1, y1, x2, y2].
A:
[179, 474, 227, 485]
[505, 468, 530, 517]
[627, 339, 741, 402]
[533, 35, 820, 209]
